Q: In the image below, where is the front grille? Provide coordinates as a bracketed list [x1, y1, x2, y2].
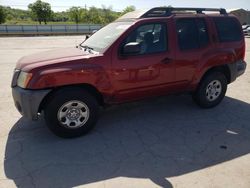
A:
[11, 69, 21, 87]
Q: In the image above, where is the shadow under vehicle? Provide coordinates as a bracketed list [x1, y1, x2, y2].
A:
[4, 95, 250, 187]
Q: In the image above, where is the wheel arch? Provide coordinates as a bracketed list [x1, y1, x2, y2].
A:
[38, 84, 104, 113]
[199, 64, 231, 86]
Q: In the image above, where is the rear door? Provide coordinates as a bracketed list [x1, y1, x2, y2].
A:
[174, 17, 211, 89]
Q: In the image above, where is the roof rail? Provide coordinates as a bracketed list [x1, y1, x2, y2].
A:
[141, 7, 227, 18]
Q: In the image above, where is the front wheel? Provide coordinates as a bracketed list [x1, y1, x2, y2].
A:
[44, 88, 99, 138]
[192, 72, 227, 108]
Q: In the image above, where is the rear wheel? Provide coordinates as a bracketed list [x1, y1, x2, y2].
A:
[44, 88, 99, 138]
[192, 72, 227, 108]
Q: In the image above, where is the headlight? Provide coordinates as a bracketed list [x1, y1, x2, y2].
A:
[17, 71, 33, 88]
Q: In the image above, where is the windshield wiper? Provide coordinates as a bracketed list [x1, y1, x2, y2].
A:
[77, 44, 97, 54]
[80, 45, 94, 51]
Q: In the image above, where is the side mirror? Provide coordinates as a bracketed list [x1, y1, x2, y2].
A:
[85, 35, 90, 40]
[123, 42, 141, 55]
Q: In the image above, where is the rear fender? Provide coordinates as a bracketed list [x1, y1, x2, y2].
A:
[190, 49, 237, 89]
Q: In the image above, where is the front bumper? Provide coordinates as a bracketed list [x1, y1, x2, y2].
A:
[12, 87, 51, 120]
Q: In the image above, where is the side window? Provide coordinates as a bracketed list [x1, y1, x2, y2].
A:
[197, 19, 209, 47]
[214, 17, 243, 42]
[176, 18, 209, 50]
[176, 19, 199, 50]
[122, 23, 167, 55]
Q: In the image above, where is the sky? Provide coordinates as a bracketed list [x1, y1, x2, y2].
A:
[0, 0, 249, 12]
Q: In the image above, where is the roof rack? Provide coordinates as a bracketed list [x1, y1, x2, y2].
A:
[116, 7, 227, 21]
[141, 7, 227, 18]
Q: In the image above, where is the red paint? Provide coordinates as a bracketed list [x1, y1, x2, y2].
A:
[16, 14, 245, 104]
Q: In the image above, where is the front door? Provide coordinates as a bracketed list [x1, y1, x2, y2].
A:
[111, 20, 176, 102]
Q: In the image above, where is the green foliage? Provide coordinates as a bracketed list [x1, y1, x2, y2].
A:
[101, 5, 117, 23]
[28, 0, 53, 24]
[121, 5, 136, 15]
[52, 11, 70, 22]
[0, 4, 136, 25]
[3, 6, 31, 24]
[86, 6, 103, 24]
[0, 6, 7, 24]
[68, 7, 84, 24]
[67, 5, 120, 24]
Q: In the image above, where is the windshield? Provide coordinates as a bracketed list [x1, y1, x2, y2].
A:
[82, 21, 134, 53]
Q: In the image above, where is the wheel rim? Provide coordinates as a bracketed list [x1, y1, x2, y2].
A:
[57, 100, 90, 129]
[205, 80, 222, 102]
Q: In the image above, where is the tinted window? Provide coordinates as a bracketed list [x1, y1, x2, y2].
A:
[176, 19, 199, 50]
[197, 19, 209, 47]
[214, 17, 243, 42]
[122, 23, 167, 55]
[176, 18, 209, 50]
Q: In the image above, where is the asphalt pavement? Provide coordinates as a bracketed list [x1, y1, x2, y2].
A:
[0, 36, 250, 188]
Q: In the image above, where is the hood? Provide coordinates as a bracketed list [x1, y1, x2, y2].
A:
[16, 47, 97, 71]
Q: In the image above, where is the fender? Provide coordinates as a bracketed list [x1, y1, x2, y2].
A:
[27, 61, 113, 96]
[190, 48, 237, 89]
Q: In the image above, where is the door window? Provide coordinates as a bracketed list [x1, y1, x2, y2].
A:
[121, 23, 167, 55]
[213, 17, 243, 42]
[176, 18, 209, 50]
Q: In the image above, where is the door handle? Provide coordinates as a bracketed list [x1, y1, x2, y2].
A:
[161, 57, 172, 64]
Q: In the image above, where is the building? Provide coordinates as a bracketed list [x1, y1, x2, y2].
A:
[227, 8, 250, 25]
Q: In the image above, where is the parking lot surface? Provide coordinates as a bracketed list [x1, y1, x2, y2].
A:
[0, 36, 250, 188]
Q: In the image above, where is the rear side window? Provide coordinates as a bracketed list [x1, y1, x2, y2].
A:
[176, 18, 209, 50]
[214, 17, 243, 42]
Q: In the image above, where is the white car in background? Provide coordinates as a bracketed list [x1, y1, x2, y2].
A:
[242, 25, 250, 36]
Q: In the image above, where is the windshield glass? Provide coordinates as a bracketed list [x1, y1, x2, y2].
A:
[82, 21, 134, 53]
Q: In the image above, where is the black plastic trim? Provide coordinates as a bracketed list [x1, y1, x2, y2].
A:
[12, 87, 51, 120]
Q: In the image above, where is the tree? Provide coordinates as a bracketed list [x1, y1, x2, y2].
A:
[3, 6, 30, 22]
[87, 7, 103, 24]
[121, 5, 136, 16]
[67, 7, 84, 24]
[0, 6, 7, 24]
[52, 11, 70, 22]
[101, 5, 116, 23]
[28, 0, 53, 24]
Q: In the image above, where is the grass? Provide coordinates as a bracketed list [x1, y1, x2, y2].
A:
[4, 20, 78, 25]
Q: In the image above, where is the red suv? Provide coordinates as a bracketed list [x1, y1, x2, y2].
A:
[12, 7, 246, 138]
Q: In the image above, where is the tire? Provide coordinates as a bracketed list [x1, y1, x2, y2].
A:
[192, 71, 227, 108]
[44, 87, 99, 138]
